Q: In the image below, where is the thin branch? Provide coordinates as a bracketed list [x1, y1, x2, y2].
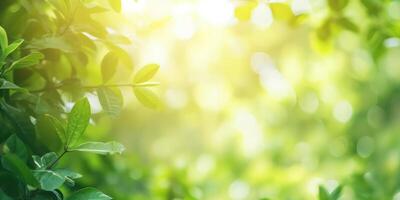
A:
[47, 150, 68, 169]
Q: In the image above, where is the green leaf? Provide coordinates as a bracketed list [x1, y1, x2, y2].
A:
[66, 187, 111, 200]
[0, 189, 12, 200]
[330, 185, 343, 200]
[45, 114, 66, 146]
[97, 87, 123, 117]
[0, 99, 36, 149]
[3, 134, 28, 162]
[54, 168, 82, 186]
[328, 0, 349, 12]
[1, 154, 39, 187]
[66, 98, 91, 147]
[3, 39, 23, 58]
[133, 87, 161, 109]
[0, 78, 24, 90]
[337, 17, 358, 32]
[318, 186, 330, 200]
[9, 52, 44, 70]
[0, 26, 8, 51]
[26, 36, 74, 52]
[33, 170, 65, 191]
[133, 64, 159, 84]
[101, 51, 119, 83]
[108, 0, 121, 12]
[70, 141, 125, 155]
[32, 152, 58, 169]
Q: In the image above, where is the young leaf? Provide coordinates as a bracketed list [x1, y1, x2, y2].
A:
[108, 0, 121, 12]
[66, 187, 111, 200]
[9, 51, 44, 70]
[70, 141, 125, 155]
[3, 134, 28, 162]
[54, 169, 82, 187]
[33, 170, 65, 191]
[133, 87, 161, 109]
[0, 78, 24, 90]
[101, 51, 119, 83]
[40, 152, 58, 169]
[3, 39, 23, 58]
[45, 114, 66, 146]
[318, 186, 330, 200]
[133, 64, 159, 83]
[97, 87, 123, 117]
[1, 154, 39, 187]
[66, 98, 91, 147]
[0, 26, 8, 51]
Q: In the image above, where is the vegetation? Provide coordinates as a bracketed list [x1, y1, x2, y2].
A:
[1, 0, 400, 199]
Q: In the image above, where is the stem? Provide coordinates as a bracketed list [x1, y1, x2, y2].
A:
[47, 150, 68, 169]
[30, 82, 160, 93]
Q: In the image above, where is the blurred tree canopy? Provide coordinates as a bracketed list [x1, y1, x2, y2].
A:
[1, 0, 400, 199]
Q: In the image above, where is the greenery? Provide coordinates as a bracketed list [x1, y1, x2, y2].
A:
[1, 0, 400, 199]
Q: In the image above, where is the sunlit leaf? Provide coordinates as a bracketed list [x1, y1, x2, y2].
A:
[3, 39, 23, 58]
[0, 25, 8, 51]
[66, 98, 91, 147]
[133, 87, 161, 109]
[328, 0, 349, 12]
[234, 1, 258, 21]
[1, 154, 39, 187]
[101, 51, 119, 83]
[330, 185, 343, 200]
[70, 141, 125, 155]
[66, 187, 111, 200]
[318, 186, 330, 200]
[108, 0, 121, 12]
[9, 52, 44, 70]
[27, 36, 74, 52]
[33, 170, 65, 191]
[3, 134, 28, 162]
[134, 64, 159, 84]
[97, 87, 123, 117]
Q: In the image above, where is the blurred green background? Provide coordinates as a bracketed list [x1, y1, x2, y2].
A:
[3, 0, 400, 199]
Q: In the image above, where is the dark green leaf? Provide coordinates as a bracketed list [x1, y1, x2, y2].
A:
[101, 51, 119, 83]
[0, 189, 12, 200]
[33, 170, 65, 191]
[45, 114, 66, 146]
[70, 141, 125, 155]
[133, 87, 161, 109]
[0, 78, 24, 90]
[133, 64, 159, 83]
[66, 187, 111, 200]
[3, 134, 28, 162]
[1, 154, 39, 187]
[66, 98, 91, 147]
[97, 87, 123, 117]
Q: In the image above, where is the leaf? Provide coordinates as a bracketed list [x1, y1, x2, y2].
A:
[330, 185, 343, 200]
[66, 98, 91, 147]
[328, 0, 349, 12]
[0, 99, 36, 149]
[9, 52, 44, 70]
[101, 51, 119, 83]
[32, 152, 59, 169]
[97, 87, 123, 117]
[133, 64, 159, 83]
[54, 169, 82, 187]
[1, 154, 39, 187]
[0, 25, 8, 51]
[66, 187, 111, 200]
[108, 0, 121, 12]
[45, 114, 66, 146]
[234, 2, 258, 21]
[3, 39, 23, 58]
[36, 116, 63, 152]
[0, 78, 24, 90]
[70, 141, 125, 155]
[3, 134, 28, 162]
[337, 17, 358, 32]
[27, 36, 74, 52]
[133, 87, 161, 109]
[0, 189, 12, 200]
[33, 170, 65, 191]
[318, 186, 330, 200]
